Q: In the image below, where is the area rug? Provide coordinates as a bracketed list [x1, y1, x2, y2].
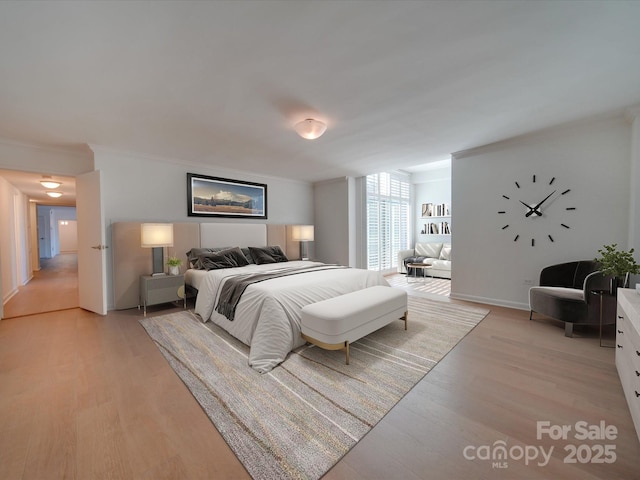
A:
[139, 295, 489, 480]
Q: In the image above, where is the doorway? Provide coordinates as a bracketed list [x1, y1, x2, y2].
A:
[4, 205, 79, 318]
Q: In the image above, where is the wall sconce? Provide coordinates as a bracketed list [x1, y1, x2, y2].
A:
[141, 223, 174, 276]
[292, 225, 314, 261]
[294, 119, 327, 140]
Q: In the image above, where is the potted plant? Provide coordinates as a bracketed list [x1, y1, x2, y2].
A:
[594, 243, 640, 294]
[166, 256, 183, 276]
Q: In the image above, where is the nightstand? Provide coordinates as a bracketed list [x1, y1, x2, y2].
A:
[139, 274, 186, 316]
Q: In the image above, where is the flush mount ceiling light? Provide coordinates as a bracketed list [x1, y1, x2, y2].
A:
[40, 176, 62, 189]
[294, 119, 327, 140]
[46, 191, 63, 198]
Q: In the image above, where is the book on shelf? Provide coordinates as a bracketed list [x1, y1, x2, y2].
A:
[435, 203, 450, 216]
[422, 202, 450, 217]
[421, 203, 434, 217]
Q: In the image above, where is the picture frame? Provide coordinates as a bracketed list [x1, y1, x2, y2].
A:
[187, 173, 267, 219]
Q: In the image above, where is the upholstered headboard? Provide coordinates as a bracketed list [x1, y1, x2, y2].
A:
[199, 223, 267, 248]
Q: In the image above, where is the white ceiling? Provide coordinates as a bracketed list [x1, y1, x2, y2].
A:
[1, 0, 639, 195]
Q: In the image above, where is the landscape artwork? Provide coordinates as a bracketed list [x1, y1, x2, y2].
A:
[187, 173, 267, 218]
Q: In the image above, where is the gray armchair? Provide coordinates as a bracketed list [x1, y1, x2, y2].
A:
[528, 260, 615, 337]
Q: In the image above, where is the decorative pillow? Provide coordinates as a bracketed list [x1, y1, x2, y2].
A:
[439, 246, 452, 261]
[415, 243, 443, 258]
[241, 247, 255, 264]
[248, 246, 288, 264]
[198, 247, 249, 271]
[186, 247, 231, 269]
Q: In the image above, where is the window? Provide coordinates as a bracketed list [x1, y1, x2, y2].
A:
[366, 172, 411, 272]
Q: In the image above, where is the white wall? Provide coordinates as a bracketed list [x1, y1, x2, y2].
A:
[0, 176, 18, 304]
[314, 177, 353, 266]
[451, 115, 632, 309]
[92, 147, 314, 225]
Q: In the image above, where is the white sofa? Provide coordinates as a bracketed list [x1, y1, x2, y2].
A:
[397, 242, 451, 279]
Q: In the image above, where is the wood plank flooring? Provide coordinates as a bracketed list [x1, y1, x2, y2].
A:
[1, 275, 638, 479]
[2, 253, 79, 318]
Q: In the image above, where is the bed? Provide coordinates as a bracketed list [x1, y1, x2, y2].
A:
[188, 251, 388, 373]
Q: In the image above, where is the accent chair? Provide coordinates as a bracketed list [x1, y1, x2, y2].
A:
[528, 260, 615, 337]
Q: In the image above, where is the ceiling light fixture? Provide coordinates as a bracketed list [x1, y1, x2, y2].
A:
[294, 119, 327, 140]
[46, 191, 63, 198]
[40, 176, 62, 189]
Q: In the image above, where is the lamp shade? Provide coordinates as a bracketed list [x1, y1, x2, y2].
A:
[291, 225, 314, 242]
[141, 223, 174, 247]
[294, 119, 327, 140]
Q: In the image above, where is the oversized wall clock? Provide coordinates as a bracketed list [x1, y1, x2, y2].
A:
[498, 174, 576, 246]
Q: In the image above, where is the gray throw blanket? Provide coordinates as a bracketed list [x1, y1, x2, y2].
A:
[215, 264, 346, 321]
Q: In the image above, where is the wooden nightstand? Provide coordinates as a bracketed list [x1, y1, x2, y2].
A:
[139, 274, 186, 316]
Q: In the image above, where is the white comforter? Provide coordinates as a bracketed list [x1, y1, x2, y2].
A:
[193, 261, 388, 372]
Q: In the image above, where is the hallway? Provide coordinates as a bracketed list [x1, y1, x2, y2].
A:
[2, 253, 78, 319]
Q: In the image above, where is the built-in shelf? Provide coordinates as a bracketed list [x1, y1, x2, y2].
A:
[420, 202, 451, 235]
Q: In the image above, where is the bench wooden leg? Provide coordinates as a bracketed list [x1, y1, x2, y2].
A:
[302, 333, 352, 365]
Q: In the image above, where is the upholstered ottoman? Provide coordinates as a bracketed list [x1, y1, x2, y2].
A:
[300, 286, 408, 364]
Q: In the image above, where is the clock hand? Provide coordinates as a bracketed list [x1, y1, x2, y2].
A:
[519, 200, 536, 215]
[529, 190, 556, 217]
[521, 200, 540, 218]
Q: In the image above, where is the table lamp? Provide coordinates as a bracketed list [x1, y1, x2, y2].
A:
[292, 225, 314, 261]
[141, 223, 174, 276]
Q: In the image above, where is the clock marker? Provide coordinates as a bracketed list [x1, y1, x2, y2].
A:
[549, 177, 555, 185]
[502, 225, 509, 230]
[514, 235, 519, 242]
[561, 223, 570, 229]
[498, 211, 506, 214]
[502, 195, 510, 200]
[566, 207, 576, 211]
[515, 181, 520, 188]
[531, 238, 535, 246]
[532, 175, 536, 183]
[548, 235, 554, 242]
[561, 189, 571, 195]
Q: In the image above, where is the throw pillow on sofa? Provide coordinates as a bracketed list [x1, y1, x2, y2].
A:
[440, 246, 451, 261]
[415, 243, 443, 258]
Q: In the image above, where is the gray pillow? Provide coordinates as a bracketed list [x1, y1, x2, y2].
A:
[198, 247, 250, 271]
[248, 246, 288, 264]
[186, 247, 231, 269]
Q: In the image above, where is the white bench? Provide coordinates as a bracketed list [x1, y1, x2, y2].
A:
[300, 286, 408, 364]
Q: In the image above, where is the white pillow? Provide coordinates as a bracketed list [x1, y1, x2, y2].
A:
[415, 243, 442, 258]
[440, 246, 452, 261]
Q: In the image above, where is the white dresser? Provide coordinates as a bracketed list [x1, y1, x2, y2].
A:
[616, 288, 640, 443]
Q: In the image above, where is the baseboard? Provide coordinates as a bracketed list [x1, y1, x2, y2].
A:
[449, 292, 529, 311]
[2, 288, 19, 305]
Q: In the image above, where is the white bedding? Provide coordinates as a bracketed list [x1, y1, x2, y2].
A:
[192, 260, 389, 372]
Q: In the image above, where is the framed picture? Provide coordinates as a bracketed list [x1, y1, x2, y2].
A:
[187, 173, 267, 218]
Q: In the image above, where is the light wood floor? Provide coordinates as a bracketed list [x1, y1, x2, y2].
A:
[1, 275, 639, 479]
[2, 253, 79, 319]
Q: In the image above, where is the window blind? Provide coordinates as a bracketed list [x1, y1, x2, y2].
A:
[366, 172, 410, 272]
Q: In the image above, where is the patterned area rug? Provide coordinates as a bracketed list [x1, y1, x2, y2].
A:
[139, 295, 488, 480]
